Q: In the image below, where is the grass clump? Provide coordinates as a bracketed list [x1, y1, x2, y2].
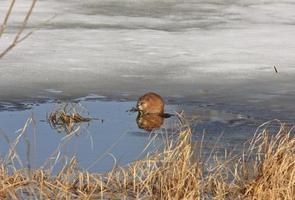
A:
[47, 103, 96, 134]
[242, 125, 295, 199]
[0, 119, 295, 199]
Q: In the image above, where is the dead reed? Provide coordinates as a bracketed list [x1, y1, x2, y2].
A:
[48, 103, 93, 134]
[0, 118, 294, 199]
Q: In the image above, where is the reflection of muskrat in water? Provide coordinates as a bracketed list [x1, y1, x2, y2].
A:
[137, 92, 164, 115]
[136, 113, 164, 132]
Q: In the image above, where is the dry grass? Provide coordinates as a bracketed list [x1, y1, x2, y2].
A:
[47, 103, 95, 134]
[242, 124, 295, 199]
[0, 118, 294, 199]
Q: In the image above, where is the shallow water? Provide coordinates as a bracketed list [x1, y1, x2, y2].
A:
[0, 0, 295, 171]
[0, 96, 283, 172]
[0, 96, 184, 172]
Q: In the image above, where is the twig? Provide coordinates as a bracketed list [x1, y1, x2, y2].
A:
[273, 65, 278, 73]
[0, 0, 16, 38]
[0, 0, 37, 59]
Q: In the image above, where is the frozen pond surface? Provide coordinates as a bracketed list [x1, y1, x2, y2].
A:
[0, 0, 295, 103]
[0, 0, 295, 171]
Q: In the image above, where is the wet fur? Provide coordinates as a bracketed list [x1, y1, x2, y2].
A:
[137, 92, 164, 114]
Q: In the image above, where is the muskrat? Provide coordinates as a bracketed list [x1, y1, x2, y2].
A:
[137, 92, 164, 115]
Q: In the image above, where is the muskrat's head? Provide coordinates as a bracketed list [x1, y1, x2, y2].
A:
[137, 99, 148, 114]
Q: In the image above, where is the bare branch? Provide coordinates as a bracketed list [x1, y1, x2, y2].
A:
[0, 0, 37, 59]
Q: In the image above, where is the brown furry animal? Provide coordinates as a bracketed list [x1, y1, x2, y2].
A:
[137, 92, 164, 115]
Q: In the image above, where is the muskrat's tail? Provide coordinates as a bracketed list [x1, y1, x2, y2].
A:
[160, 113, 174, 118]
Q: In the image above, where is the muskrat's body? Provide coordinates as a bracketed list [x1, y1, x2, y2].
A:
[137, 92, 164, 115]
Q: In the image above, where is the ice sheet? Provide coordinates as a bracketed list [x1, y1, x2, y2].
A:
[0, 0, 295, 106]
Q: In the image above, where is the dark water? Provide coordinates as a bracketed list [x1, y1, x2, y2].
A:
[0, 94, 287, 173]
[0, 96, 179, 172]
